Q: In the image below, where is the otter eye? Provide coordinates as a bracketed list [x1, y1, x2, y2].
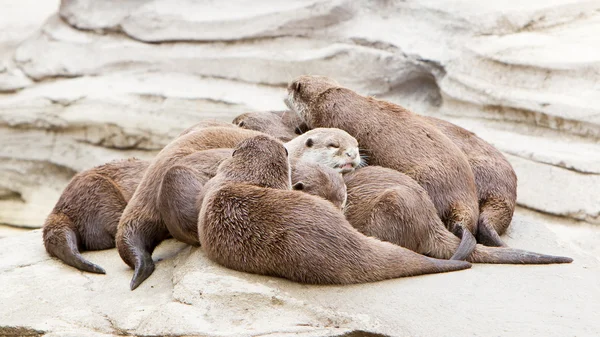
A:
[295, 82, 302, 92]
[292, 182, 304, 190]
[328, 143, 339, 148]
[238, 121, 245, 127]
[305, 138, 314, 147]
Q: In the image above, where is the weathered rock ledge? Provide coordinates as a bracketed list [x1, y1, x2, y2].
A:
[0, 210, 598, 337]
[0, 0, 599, 227]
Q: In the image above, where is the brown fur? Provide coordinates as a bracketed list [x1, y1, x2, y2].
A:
[116, 126, 265, 290]
[231, 110, 518, 246]
[233, 111, 308, 142]
[178, 120, 237, 137]
[423, 117, 517, 246]
[344, 166, 572, 264]
[158, 129, 357, 247]
[291, 162, 347, 210]
[198, 135, 471, 284]
[286, 75, 479, 253]
[157, 149, 233, 246]
[42, 158, 149, 274]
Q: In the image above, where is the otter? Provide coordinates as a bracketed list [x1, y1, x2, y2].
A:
[198, 135, 471, 284]
[42, 158, 149, 274]
[43, 147, 348, 275]
[232, 110, 517, 247]
[116, 126, 266, 289]
[422, 116, 516, 247]
[117, 126, 363, 289]
[291, 162, 347, 210]
[233, 110, 308, 142]
[159, 127, 360, 243]
[285, 75, 479, 257]
[344, 166, 572, 264]
[285, 128, 361, 174]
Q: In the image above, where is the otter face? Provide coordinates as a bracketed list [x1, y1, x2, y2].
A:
[284, 75, 340, 123]
[287, 128, 361, 174]
[292, 163, 348, 210]
[225, 135, 291, 190]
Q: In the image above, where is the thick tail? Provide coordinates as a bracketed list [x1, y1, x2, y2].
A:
[476, 213, 508, 247]
[43, 213, 106, 274]
[116, 216, 170, 290]
[469, 245, 573, 264]
[476, 198, 515, 247]
[449, 224, 477, 260]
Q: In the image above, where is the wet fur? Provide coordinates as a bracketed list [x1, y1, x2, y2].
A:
[198, 135, 472, 284]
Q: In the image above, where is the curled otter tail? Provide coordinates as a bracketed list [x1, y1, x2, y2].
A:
[476, 214, 508, 247]
[469, 246, 573, 264]
[449, 224, 477, 261]
[43, 213, 106, 274]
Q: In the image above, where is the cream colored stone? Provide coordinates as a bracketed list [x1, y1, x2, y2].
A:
[1, 210, 597, 336]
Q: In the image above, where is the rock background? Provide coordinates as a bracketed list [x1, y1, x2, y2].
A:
[1, 1, 600, 336]
[1, 0, 599, 229]
[2, 212, 599, 337]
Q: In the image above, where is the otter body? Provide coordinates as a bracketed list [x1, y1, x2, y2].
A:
[344, 166, 572, 264]
[286, 75, 479, 255]
[43, 158, 149, 274]
[423, 116, 517, 246]
[232, 110, 518, 247]
[199, 135, 471, 284]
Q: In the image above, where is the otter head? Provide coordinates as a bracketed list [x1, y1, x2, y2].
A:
[284, 75, 340, 125]
[219, 135, 291, 190]
[232, 111, 305, 142]
[285, 128, 361, 174]
[292, 162, 347, 210]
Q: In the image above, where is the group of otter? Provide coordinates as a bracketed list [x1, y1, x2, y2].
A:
[43, 75, 572, 291]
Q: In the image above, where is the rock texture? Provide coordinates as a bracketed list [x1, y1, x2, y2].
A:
[1, 210, 597, 337]
[1, 0, 599, 227]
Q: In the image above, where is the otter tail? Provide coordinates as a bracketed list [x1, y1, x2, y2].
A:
[469, 245, 573, 264]
[43, 213, 106, 274]
[476, 199, 513, 247]
[449, 224, 477, 260]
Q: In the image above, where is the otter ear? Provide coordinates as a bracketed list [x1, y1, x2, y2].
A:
[232, 149, 238, 157]
[284, 147, 289, 156]
[237, 121, 245, 127]
[292, 182, 304, 191]
[305, 138, 313, 147]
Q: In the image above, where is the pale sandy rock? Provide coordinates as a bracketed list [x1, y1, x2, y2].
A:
[0, 231, 373, 337]
[507, 154, 600, 224]
[0, 0, 59, 92]
[59, 0, 149, 31]
[433, 116, 600, 174]
[0, 65, 33, 92]
[0, 72, 286, 227]
[1, 210, 597, 336]
[16, 16, 416, 94]
[2, 0, 600, 227]
[122, 0, 354, 42]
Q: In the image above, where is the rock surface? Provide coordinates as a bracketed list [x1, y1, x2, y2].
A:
[0, 210, 598, 337]
[1, 0, 599, 228]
